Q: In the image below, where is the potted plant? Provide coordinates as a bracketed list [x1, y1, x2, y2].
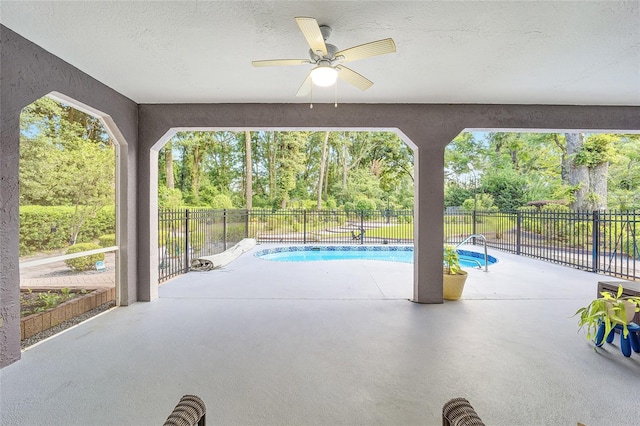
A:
[443, 245, 468, 300]
[574, 285, 640, 343]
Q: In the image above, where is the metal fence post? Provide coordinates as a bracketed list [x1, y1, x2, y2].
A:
[223, 209, 228, 251]
[516, 210, 522, 255]
[184, 209, 190, 273]
[592, 210, 599, 273]
[472, 209, 477, 239]
[303, 210, 307, 244]
[360, 211, 364, 244]
[245, 209, 249, 238]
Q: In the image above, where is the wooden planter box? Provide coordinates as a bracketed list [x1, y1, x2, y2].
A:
[21, 287, 115, 340]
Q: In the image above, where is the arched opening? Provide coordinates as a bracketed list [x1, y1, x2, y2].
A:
[443, 129, 640, 299]
[17, 92, 129, 344]
[148, 128, 419, 300]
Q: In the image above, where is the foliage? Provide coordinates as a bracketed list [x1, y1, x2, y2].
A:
[443, 245, 462, 275]
[19, 205, 115, 255]
[461, 193, 496, 211]
[98, 234, 116, 247]
[444, 183, 473, 208]
[20, 288, 80, 317]
[355, 198, 377, 211]
[158, 186, 185, 208]
[481, 169, 527, 210]
[158, 130, 413, 212]
[574, 285, 640, 342]
[38, 291, 63, 310]
[209, 194, 234, 210]
[444, 131, 640, 212]
[65, 243, 105, 271]
[20, 97, 115, 245]
[573, 134, 616, 167]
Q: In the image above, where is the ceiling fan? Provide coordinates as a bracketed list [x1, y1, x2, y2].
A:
[252, 17, 396, 97]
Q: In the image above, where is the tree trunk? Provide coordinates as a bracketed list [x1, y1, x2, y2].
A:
[165, 142, 174, 189]
[191, 144, 201, 199]
[269, 134, 277, 205]
[317, 131, 329, 209]
[566, 133, 589, 210]
[324, 160, 330, 198]
[589, 162, 608, 210]
[245, 131, 253, 209]
[342, 144, 348, 189]
[552, 134, 569, 184]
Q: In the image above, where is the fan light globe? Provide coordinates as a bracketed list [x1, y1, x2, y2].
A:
[311, 66, 338, 87]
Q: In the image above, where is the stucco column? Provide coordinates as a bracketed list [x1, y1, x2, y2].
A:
[412, 143, 446, 303]
[136, 116, 168, 302]
[0, 111, 22, 366]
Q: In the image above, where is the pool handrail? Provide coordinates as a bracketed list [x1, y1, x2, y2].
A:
[455, 234, 489, 272]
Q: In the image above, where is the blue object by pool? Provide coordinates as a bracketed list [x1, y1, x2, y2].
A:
[255, 246, 497, 268]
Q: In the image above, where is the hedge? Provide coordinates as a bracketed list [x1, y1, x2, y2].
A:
[19, 205, 115, 255]
[65, 243, 105, 271]
[98, 234, 116, 247]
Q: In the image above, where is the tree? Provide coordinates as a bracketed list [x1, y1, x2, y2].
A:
[245, 131, 253, 209]
[275, 132, 307, 209]
[165, 141, 175, 189]
[609, 135, 640, 209]
[317, 131, 329, 209]
[20, 97, 115, 244]
[568, 133, 615, 210]
[566, 133, 590, 209]
[481, 169, 527, 210]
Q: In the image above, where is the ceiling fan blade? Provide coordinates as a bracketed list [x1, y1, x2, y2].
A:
[335, 38, 396, 62]
[296, 73, 313, 97]
[252, 59, 310, 67]
[295, 17, 327, 56]
[336, 65, 373, 91]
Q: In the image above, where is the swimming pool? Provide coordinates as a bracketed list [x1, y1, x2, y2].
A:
[255, 246, 497, 268]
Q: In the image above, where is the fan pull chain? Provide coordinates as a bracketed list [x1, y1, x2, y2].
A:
[334, 83, 338, 108]
[310, 84, 314, 109]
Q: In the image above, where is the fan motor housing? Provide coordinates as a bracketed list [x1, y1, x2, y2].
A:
[309, 43, 338, 63]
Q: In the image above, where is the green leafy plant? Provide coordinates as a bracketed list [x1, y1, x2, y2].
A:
[98, 233, 116, 247]
[65, 243, 105, 271]
[574, 285, 640, 342]
[443, 245, 462, 275]
[38, 291, 62, 309]
[60, 287, 74, 297]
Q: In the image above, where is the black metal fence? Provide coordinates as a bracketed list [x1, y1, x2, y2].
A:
[445, 209, 640, 280]
[158, 208, 640, 283]
[158, 209, 249, 282]
[247, 209, 413, 245]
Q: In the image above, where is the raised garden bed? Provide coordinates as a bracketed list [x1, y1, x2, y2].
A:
[20, 287, 115, 340]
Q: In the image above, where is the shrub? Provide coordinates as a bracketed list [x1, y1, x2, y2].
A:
[210, 194, 234, 210]
[325, 198, 337, 209]
[355, 198, 376, 211]
[158, 186, 185, 209]
[19, 205, 115, 255]
[98, 234, 116, 247]
[65, 243, 104, 271]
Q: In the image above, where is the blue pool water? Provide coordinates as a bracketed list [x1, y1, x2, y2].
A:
[255, 246, 497, 268]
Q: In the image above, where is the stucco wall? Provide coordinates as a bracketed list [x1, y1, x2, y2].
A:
[136, 103, 639, 304]
[0, 25, 138, 367]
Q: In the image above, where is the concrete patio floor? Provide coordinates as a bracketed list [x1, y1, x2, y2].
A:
[2, 245, 639, 425]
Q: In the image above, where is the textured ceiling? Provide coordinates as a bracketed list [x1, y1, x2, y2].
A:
[1, 1, 639, 105]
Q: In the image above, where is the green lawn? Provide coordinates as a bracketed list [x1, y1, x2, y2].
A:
[364, 224, 414, 239]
